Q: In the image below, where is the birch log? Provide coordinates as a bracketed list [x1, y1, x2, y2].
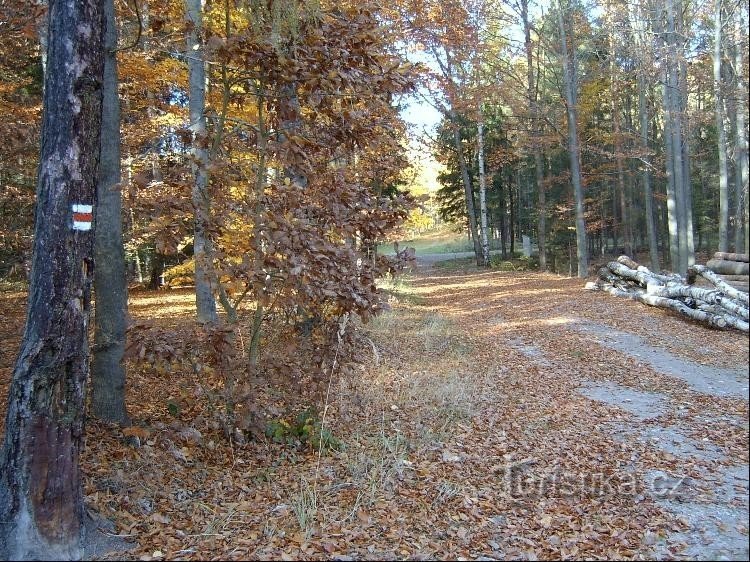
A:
[585, 281, 641, 300]
[615, 255, 684, 283]
[607, 261, 664, 288]
[592, 281, 730, 329]
[589, 258, 748, 331]
[616, 255, 641, 270]
[696, 303, 750, 332]
[689, 264, 750, 305]
[647, 284, 749, 320]
[636, 293, 728, 329]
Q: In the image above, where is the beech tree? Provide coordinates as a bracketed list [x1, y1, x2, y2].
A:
[92, 0, 129, 425]
[629, 0, 660, 271]
[714, 0, 730, 253]
[186, 0, 218, 324]
[518, 0, 548, 270]
[557, 0, 588, 277]
[0, 0, 104, 559]
[732, 4, 749, 252]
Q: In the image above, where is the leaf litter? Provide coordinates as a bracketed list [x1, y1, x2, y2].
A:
[0, 268, 747, 560]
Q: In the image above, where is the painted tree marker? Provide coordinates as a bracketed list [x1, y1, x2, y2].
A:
[72, 203, 93, 231]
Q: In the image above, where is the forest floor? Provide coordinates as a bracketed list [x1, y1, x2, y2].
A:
[0, 260, 748, 561]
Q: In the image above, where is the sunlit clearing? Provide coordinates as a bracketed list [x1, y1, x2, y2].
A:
[129, 290, 196, 318]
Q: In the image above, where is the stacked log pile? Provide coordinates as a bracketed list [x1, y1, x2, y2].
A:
[693, 252, 749, 294]
[585, 255, 749, 332]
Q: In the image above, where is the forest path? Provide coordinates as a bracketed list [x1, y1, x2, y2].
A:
[380, 263, 749, 560]
[0, 266, 747, 561]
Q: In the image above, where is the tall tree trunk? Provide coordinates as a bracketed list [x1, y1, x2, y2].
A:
[521, 0, 546, 270]
[679, 33, 695, 268]
[557, 0, 588, 277]
[662, 70, 680, 271]
[92, 0, 129, 426]
[35, 0, 48, 80]
[630, 0, 661, 271]
[734, 8, 749, 252]
[477, 113, 490, 267]
[660, 0, 688, 273]
[499, 176, 508, 259]
[637, 71, 659, 271]
[186, 0, 218, 323]
[510, 167, 516, 255]
[450, 116, 482, 264]
[0, 1, 104, 558]
[248, 84, 268, 368]
[714, 0, 730, 252]
[665, 0, 693, 274]
[610, 22, 633, 257]
[148, 251, 165, 289]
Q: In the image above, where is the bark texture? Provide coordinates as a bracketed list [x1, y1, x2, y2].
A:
[451, 117, 482, 264]
[690, 264, 750, 305]
[92, 0, 129, 426]
[705, 259, 750, 276]
[713, 252, 749, 262]
[557, 0, 588, 277]
[186, 0, 218, 324]
[734, 8, 749, 252]
[521, 0, 546, 270]
[637, 69, 660, 271]
[477, 116, 490, 267]
[714, 0, 730, 252]
[0, 0, 104, 558]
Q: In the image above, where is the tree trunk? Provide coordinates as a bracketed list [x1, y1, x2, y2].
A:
[499, 178, 508, 259]
[734, 8, 749, 252]
[248, 84, 268, 368]
[713, 0, 730, 252]
[35, 0, 48, 80]
[557, 0, 588, 277]
[451, 117, 482, 264]
[0, 1, 104, 558]
[510, 167, 516, 255]
[637, 68, 660, 271]
[521, 0, 546, 270]
[186, 0, 218, 324]
[664, 0, 693, 274]
[148, 251, 165, 289]
[610, 18, 633, 257]
[92, 0, 129, 426]
[477, 115, 490, 267]
[678, 32, 695, 269]
[659, 2, 682, 273]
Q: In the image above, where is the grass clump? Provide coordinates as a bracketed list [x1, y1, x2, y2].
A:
[266, 407, 342, 452]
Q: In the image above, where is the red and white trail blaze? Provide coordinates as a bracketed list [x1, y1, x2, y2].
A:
[72, 204, 92, 231]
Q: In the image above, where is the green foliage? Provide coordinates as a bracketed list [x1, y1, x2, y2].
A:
[167, 400, 181, 417]
[265, 407, 342, 452]
[383, 226, 474, 255]
[433, 108, 513, 227]
[489, 254, 539, 271]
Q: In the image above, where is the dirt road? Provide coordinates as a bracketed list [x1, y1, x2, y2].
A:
[380, 263, 748, 560]
[1, 263, 746, 560]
